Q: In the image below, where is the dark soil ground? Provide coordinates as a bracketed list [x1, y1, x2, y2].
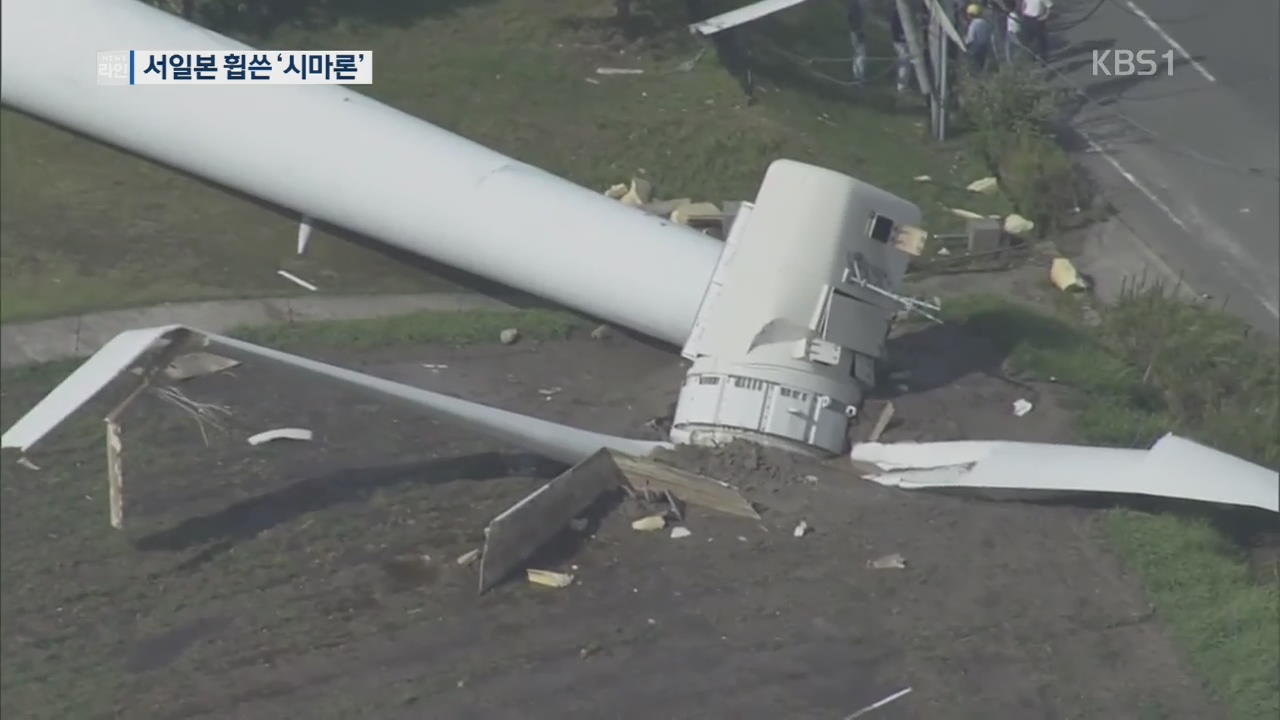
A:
[0, 330, 1223, 719]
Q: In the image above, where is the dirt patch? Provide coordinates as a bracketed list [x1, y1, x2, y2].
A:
[0, 331, 1221, 719]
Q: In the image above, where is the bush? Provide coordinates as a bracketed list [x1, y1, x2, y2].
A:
[1101, 279, 1280, 468]
[956, 65, 1082, 234]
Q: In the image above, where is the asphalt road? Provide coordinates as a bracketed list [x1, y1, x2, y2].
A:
[1050, 0, 1280, 331]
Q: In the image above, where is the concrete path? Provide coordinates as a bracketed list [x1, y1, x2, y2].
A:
[0, 293, 517, 368]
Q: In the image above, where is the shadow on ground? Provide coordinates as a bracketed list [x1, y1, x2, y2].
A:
[133, 451, 562, 565]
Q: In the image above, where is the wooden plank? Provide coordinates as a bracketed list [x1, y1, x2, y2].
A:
[105, 418, 124, 529]
[608, 451, 760, 520]
[868, 401, 896, 443]
[478, 448, 623, 593]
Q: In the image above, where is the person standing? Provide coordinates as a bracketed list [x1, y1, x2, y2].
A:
[963, 4, 994, 71]
[848, 0, 868, 84]
[890, 5, 913, 94]
[1018, 0, 1051, 62]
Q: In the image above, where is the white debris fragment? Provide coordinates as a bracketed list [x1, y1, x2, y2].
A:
[421, 363, 449, 372]
[966, 176, 999, 194]
[793, 520, 810, 538]
[16, 457, 40, 471]
[948, 207, 985, 220]
[596, 67, 644, 75]
[670, 526, 692, 539]
[276, 269, 318, 291]
[802, 474, 819, 484]
[537, 387, 564, 396]
[936, 247, 951, 256]
[456, 548, 480, 566]
[499, 328, 520, 345]
[631, 514, 667, 531]
[1012, 398, 1034, 417]
[164, 352, 240, 381]
[913, 175, 932, 182]
[868, 552, 907, 569]
[247, 428, 313, 446]
[590, 324, 612, 340]
[604, 183, 628, 199]
[1003, 213, 1036, 235]
[527, 568, 574, 588]
[845, 687, 914, 718]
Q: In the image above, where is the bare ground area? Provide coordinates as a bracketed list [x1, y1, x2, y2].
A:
[1, 329, 1223, 719]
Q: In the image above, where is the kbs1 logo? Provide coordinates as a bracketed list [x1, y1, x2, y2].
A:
[1091, 49, 1175, 77]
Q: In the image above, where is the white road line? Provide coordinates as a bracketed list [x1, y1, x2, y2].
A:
[1083, 136, 1280, 321]
[1083, 136, 1189, 231]
[1122, 0, 1217, 83]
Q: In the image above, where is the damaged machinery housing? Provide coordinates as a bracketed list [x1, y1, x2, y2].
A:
[675, 161, 916, 454]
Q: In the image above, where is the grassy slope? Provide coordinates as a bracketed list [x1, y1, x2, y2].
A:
[944, 294, 1279, 720]
[0, 0, 1005, 322]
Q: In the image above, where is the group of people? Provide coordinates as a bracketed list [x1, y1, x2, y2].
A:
[846, 0, 1052, 92]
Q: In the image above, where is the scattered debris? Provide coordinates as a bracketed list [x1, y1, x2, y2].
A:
[537, 386, 563, 396]
[479, 449, 621, 593]
[670, 201, 721, 226]
[247, 428, 313, 446]
[1050, 257, 1087, 292]
[526, 568, 574, 588]
[421, 363, 449, 372]
[584, 77, 600, 85]
[16, 457, 40, 470]
[1012, 398, 1034, 417]
[664, 489, 684, 522]
[947, 207, 985, 220]
[589, 324, 612, 340]
[965, 176, 999, 194]
[670, 526, 692, 539]
[631, 514, 667, 531]
[619, 177, 653, 207]
[793, 520, 811, 538]
[844, 686, 913, 719]
[296, 216, 313, 255]
[105, 417, 129, 529]
[913, 174, 932, 182]
[966, 217, 1003, 253]
[595, 67, 644, 75]
[612, 451, 761, 520]
[867, 401, 896, 443]
[604, 183, 628, 199]
[936, 247, 951, 256]
[568, 517, 589, 532]
[891, 225, 929, 256]
[802, 474, 819, 484]
[868, 552, 907, 569]
[154, 386, 231, 446]
[163, 352, 240, 381]
[276, 269, 318, 291]
[455, 549, 480, 566]
[1003, 213, 1036, 236]
[499, 328, 520, 345]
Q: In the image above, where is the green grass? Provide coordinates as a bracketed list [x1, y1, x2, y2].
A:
[946, 292, 1280, 720]
[230, 308, 585, 350]
[1, 0, 1007, 323]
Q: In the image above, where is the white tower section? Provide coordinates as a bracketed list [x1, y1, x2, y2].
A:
[0, 0, 918, 456]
